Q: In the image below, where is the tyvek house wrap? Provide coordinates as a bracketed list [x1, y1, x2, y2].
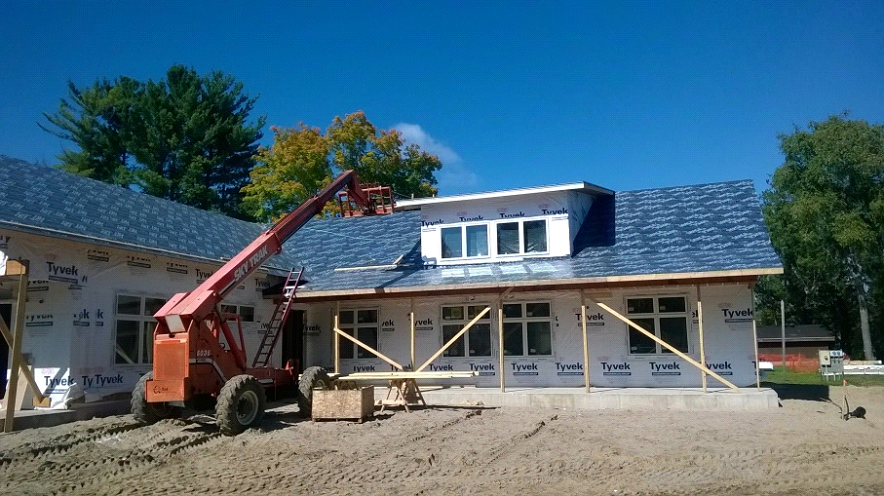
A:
[1, 230, 279, 408]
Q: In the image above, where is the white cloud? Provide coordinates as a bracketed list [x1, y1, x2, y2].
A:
[393, 123, 480, 194]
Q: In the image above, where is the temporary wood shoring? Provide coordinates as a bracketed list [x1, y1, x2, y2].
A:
[588, 297, 741, 391]
[3, 260, 32, 432]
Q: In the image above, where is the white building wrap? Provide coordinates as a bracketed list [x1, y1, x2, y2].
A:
[0, 229, 279, 407]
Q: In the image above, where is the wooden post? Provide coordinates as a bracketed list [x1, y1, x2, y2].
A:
[697, 286, 707, 393]
[0, 317, 48, 407]
[588, 297, 741, 391]
[409, 299, 415, 370]
[4, 260, 29, 433]
[416, 307, 490, 372]
[581, 303, 590, 393]
[499, 306, 505, 393]
[333, 313, 340, 375]
[752, 288, 761, 389]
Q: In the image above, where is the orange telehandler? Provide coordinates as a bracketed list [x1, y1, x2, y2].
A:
[131, 171, 372, 434]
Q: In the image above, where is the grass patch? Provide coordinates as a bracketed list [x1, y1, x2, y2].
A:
[761, 367, 884, 387]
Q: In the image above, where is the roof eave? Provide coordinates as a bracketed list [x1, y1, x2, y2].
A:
[291, 266, 784, 302]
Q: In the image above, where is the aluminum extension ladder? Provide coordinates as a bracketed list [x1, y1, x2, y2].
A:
[251, 267, 303, 367]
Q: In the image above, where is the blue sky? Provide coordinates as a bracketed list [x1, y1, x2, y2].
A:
[2, 1, 882, 196]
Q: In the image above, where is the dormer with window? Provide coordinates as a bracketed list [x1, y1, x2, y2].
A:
[397, 182, 613, 266]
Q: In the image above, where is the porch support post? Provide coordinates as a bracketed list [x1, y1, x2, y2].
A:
[333, 314, 340, 375]
[752, 287, 761, 389]
[499, 306, 505, 393]
[581, 291, 590, 393]
[697, 286, 707, 393]
[409, 298, 415, 370]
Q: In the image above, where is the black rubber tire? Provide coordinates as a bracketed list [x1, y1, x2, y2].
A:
[297, 366, 331, 417]
[216, 375, 266, 436]
[131, 371, 183, 424]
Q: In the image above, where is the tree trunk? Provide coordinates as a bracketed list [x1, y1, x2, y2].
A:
[853, 278, 876, 361]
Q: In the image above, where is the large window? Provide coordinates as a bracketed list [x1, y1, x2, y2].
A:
[441, 304, 492, 357]
[502, 302, 552, 356]
[497, 219, 548, 255]
[626, 296, 689, 355]
[337, 309, 379, 359]
[115, 294, 167, 365]
[441, 225, 489, 259]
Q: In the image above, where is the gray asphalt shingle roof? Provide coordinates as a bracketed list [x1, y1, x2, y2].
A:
[286, 179, 781, 295]
[0, 155, 290, 271]
[1, 155, 781, 296]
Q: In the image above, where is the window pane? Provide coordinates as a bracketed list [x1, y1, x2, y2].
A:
[339, 311, 354, 325]
[356, 327, 378, 359]
[142, 321, 155, 363]
[658, 297, 686, 313]
[442, 324, 465, 357]
[239, 306, 255, 322]
[115, 320, 139, 364]
[527, 322, 552, 355]
[220, 304, 237, 315]
[503, 322, 524, 356]
[523, 220, 547, 253]
[525, 302, 550, 318]
[117, 295, 141, 315]
[441, 227, 463, 258]
[497, 222, 520, 255]
[469, 323, 492, 356]
[627, 298, 654, 314]
[467, 305, 490, 320]
[357, 310, 377, 324]
[442, 306, 464, 321]
[465, 225, 488, 257]
[338, 327, 354, 359]
[628, 318, 657, 354]
[144, 297, 166, 316]
[660, 317, 689, 353]
[503, 303, 522, 318]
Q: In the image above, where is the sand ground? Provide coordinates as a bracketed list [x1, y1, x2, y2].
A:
[1, 385, 883, 496]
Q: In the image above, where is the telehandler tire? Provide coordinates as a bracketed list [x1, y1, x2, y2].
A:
[216, 375, 266, 436]
[131, 371, 183, 424]
[297, 366, 331, 417]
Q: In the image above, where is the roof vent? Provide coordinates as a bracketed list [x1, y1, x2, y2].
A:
[338, 184, 394, 217]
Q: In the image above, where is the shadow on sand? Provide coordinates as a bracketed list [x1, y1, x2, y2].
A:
[764, 383, 831, 402]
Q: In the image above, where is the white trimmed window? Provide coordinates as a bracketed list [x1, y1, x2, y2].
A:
[496, 219, 548, 255]
[115, 294, 167, 365]
[441, 224, 489, 259]
[337, 309, 379, 359]
[502, 302, 552, 356]
[441, 304, 492, 357]
[626, 295, 689, 355]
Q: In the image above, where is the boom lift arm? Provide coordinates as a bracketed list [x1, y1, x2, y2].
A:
[141, 171, 371, 424]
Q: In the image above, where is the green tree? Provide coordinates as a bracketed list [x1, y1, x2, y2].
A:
[42, 65, 264, 219]
[244, 111, 441, 221]
[242, 124, 333, 221]
[761, 115, 884, 359]
[39, 78, 139, 186]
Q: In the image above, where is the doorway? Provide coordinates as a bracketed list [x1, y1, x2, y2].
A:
[281, 310, 305, 374]
[1, 303, 11, 399]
